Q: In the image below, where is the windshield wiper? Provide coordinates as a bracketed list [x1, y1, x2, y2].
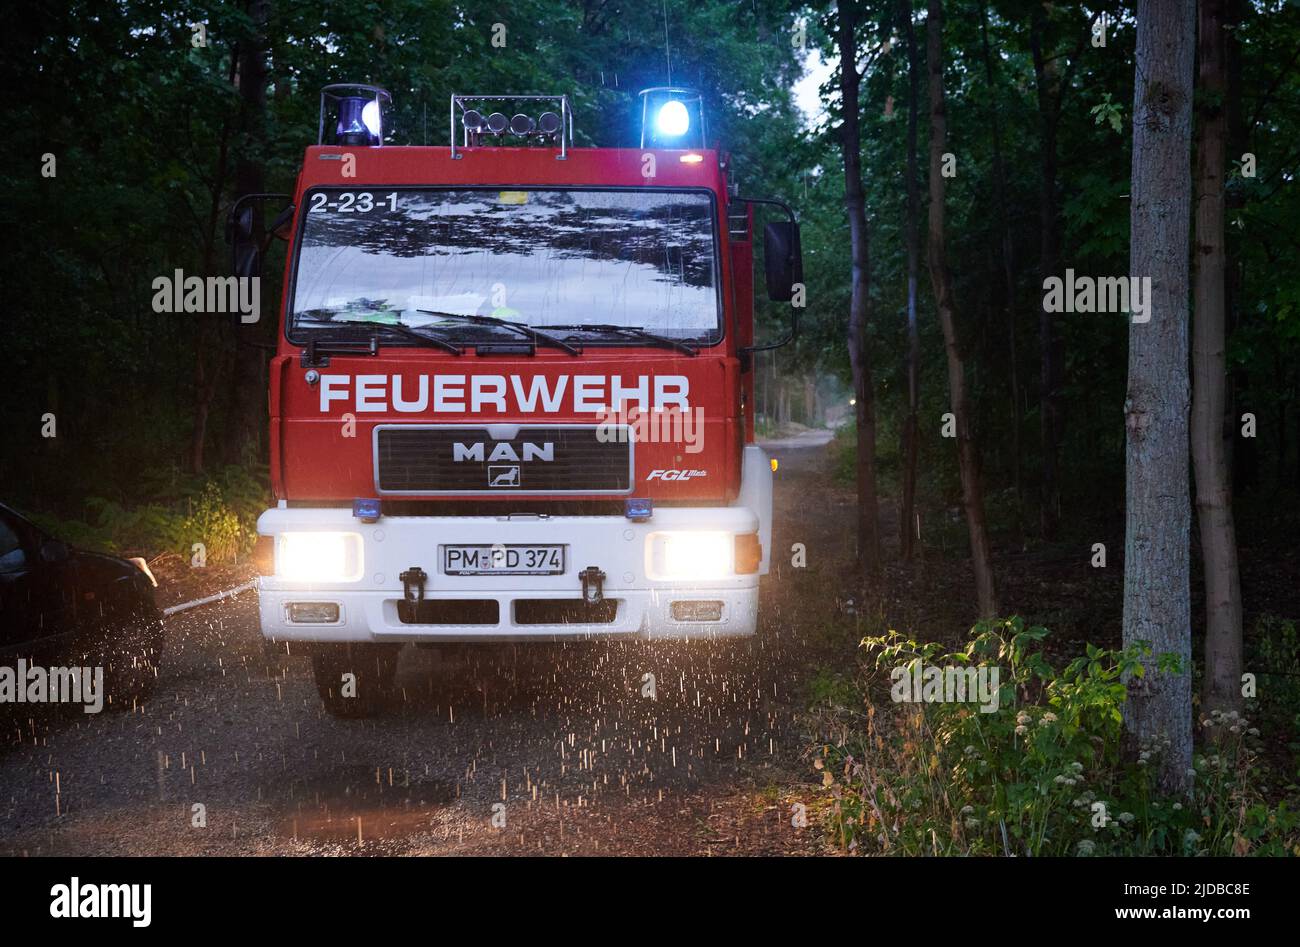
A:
[548, 324, 699, 356]
[414, 310, 582, 356]
[372, 322, 464, 355]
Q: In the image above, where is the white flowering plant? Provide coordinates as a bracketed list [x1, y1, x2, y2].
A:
[816, 617, 1298, 856]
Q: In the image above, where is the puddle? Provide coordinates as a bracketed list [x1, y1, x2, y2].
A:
[274, 764, 456, 842]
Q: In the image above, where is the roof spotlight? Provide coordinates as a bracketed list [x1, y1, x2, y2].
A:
[537, 111, 561, 136]
[485, 112, 509, 135]
[509, 113, 536, 136]
[462, 108, 486, 132]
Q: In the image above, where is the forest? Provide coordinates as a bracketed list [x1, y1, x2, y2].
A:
[1, 0, 1298, 859]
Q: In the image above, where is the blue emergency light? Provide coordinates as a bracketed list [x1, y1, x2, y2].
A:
[624, 498, 654, 522]
[638, 87, 706, 149]
[318, 84, 390, 146]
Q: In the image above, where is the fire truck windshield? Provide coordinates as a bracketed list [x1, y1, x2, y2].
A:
[289, 187, 721, 345]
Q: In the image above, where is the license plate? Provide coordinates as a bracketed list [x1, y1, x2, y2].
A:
[442, 544, 566, 576]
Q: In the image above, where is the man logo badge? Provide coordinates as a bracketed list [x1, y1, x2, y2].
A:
[489, 465, 520, 488]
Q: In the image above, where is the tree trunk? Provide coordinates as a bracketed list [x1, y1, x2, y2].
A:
[837, 0, 882, 580]
[899, 0, 922, 562]
[926, 0, 997, 618]
[1030, 7, 1065, 540]
[227, 0, 272, 466]
[979, 0, 1024, 545]
[1124, 0, 1195, 794]
[190, 38, 242, 475]
[1193, 0, 1243, 719]
[1224, 0, 1255, 494]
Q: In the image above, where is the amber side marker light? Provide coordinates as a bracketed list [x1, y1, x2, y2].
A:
[735, 533, 762, 574]
[253, 534, 275, 575]
[679, 153, 705, 164]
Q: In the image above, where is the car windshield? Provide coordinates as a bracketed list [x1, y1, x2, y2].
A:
[290, 187, 720, 343]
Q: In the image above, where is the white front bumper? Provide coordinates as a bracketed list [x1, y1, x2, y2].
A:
[257, 506, 760, 643]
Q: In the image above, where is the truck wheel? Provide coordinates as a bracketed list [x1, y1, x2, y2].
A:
[312, 643, 401, 718]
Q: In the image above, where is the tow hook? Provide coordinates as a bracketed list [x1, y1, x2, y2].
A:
[579, 566, 606, 605]
[399, 566, 428, 604]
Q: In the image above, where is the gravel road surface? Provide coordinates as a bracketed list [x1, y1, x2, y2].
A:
[1, 437, 842, 856]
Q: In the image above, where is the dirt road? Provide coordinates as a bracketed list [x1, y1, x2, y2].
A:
[0, 438, 844, 856]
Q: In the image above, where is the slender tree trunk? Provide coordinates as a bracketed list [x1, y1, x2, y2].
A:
[1194, 0, 1243, 719]
[1224, 0, 1255, 493]
[837, 0, 883, 579]
[926, 0, 997, 618]
[979, 1, 1024, 544]
[1278, 354, 1288, 486]
[1030, 8, 1065, 540]
[190, 42, 242, 474]
[1124, 0, 1195, 794]
[899, 0, 922, 562]
[228, 0, 272, 466]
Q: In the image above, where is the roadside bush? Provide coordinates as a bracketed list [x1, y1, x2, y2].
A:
[30, 464, 267, 566]
[815, 617, 1300, 856]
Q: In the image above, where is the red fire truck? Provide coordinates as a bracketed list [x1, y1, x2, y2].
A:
[230, 86, 801, 716]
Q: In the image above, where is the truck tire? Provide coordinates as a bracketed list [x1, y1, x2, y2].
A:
[311, 642, 401, 718]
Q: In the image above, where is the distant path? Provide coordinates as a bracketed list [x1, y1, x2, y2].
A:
[758, 429, 835, 451]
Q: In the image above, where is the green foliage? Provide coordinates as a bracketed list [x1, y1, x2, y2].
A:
[807, 665, 860, 711]
[1251, 616, 1300, 738]
[177, 480, 254, 564]
[31, 465, 267, 565]
[1089, 91, 1124, 134]
[815, 618, 1299, 856]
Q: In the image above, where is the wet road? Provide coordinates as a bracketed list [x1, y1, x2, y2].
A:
[0, 437, 838, 856]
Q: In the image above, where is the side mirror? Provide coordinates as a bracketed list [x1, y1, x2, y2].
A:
[226, 193, 293, 280]
[229, 204, 261, 279]
[763, 220, 803, 302]
[738, 196, 801, 357]
[40, 539, 69, 564]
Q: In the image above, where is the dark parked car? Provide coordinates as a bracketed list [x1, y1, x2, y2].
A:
[0, 502, 163, 707]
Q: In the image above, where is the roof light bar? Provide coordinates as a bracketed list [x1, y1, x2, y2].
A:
[450, 94, 574, 160]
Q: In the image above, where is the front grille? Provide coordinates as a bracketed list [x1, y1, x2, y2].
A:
[514, 599, 619, 625]
[376, 425, 631, 494]
[397, 599, 499, 625]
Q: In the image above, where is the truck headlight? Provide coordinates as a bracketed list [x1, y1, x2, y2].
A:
[650, 531, 733, 580]
[277, 532, 363, 582]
